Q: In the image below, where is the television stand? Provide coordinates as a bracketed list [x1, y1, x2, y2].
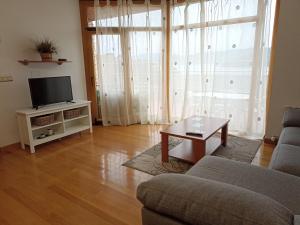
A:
[16, 100, 93, 153]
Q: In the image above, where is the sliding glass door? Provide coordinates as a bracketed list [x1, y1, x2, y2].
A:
[91, 2, 167, 125]
[92, 34, 123, 123]
[169, 0, 275, 137]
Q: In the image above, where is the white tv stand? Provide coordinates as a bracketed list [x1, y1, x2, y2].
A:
[16, 100, 93, 153]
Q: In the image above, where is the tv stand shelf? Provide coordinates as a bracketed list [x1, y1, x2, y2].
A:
[31, 120, 63, 131]
[16, 100, 92, 153]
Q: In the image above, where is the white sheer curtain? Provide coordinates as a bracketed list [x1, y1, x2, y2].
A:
[94, 0, 168, 126]
[169, 0, 275, 138]
[93, 0, 274, 138]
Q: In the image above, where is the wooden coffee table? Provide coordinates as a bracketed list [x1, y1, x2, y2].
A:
[160, 116, 229, 164]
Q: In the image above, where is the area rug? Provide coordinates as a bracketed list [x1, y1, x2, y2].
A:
[122, 135, 262, 176]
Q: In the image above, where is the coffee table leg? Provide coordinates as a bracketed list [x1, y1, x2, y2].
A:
[161, 133, 169, 162]
[221, 123, 228, 147]
[192, 140, 206, 161]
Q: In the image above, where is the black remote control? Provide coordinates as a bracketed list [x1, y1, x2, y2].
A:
[186, 132, 203, 137]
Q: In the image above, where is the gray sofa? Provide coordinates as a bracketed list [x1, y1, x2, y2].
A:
[269, 108, 300, 176]
[137, 108, 300, 225]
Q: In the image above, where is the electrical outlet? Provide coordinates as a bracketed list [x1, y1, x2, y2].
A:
[0, 75, 13, 82]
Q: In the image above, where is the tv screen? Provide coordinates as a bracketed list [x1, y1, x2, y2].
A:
[28, 76, 73, 108]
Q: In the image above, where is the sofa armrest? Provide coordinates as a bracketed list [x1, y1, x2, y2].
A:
[295, 215, 300, 225]
[283, 108, 300, 127]
[137, 174, 293, 225]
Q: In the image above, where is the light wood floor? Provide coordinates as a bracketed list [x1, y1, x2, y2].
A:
[0, 125, 274, 225]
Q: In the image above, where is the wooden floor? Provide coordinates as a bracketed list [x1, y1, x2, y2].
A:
[0, 125, 274, 225]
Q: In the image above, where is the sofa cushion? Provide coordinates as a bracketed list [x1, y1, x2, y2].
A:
[283, 108, 300, 128]
[278, 127, 300, 146]
[137, 174, 293, 225]
[269, 144, 300, 177]
[186, 156, 300, 214]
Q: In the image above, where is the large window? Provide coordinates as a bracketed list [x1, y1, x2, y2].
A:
[91, 3, 167, 125]
[170, 0, 275, 137]
[81, 0, 276, 137]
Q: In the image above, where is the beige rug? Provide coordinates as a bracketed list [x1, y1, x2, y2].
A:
[122, 135, 262, 176]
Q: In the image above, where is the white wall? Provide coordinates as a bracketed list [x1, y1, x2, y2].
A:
[266, 0, 300, 138]
[0, 0, 86, 147]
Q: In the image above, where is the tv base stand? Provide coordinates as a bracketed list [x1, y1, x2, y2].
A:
[16, 100, 93, 153]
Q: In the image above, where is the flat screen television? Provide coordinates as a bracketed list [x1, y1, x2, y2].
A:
[28, 76, 73, 109]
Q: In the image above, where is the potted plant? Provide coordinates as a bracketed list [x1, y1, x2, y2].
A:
[35, 39, 57, 61]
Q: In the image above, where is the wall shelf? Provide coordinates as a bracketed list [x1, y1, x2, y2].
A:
[18, 60, 72, 65]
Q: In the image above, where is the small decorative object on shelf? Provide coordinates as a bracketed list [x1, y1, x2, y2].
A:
[35, 38, 57, 61]
[36, 130, 55, 139]
[48, 129, 54, 136]
[37, 133, 47, 139]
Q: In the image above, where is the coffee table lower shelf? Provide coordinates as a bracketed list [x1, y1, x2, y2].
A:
[169, 137, 221, 164]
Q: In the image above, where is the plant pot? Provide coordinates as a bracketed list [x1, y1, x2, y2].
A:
[40, 53, 52, 61]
